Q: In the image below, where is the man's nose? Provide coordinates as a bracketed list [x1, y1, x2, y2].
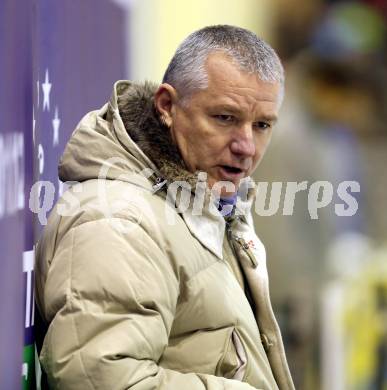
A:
[230, 125, 256, 157]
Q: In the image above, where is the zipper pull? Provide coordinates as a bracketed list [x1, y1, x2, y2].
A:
[235, 237, 258, 268]
[152, 177, 167, 194]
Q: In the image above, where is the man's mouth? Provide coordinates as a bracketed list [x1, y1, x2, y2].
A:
[218, 165, 247, 183]
[221, 165, 243, 174]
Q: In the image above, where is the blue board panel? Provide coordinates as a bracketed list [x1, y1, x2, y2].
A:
[0, 0, 32, 388]
[0, 0, 129, 387]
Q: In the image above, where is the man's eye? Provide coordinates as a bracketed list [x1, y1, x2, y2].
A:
[254, 121, 271, 130]
[214, 114, 235, 123]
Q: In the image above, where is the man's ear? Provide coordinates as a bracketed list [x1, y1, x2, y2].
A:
[154, 83, 178, 128]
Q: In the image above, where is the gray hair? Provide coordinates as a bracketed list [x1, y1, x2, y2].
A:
[162, 25, 285, 103]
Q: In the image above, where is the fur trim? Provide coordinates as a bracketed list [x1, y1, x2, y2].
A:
[118, 82, 199, 188]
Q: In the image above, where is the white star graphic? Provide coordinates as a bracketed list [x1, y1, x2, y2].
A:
[52, 106, 60, 146]
[42, 69, 52, 111]
[38, 144, 44, 175]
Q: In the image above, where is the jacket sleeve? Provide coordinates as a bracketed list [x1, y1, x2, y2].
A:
[39, 218, 260, 390]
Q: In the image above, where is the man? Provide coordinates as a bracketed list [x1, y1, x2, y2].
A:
[35, 25, 295, 389]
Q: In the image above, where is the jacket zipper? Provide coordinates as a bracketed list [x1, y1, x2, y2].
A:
[226, 220, 258, 268]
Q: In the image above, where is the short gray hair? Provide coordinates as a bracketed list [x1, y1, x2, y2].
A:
[162, 25, 285, 103]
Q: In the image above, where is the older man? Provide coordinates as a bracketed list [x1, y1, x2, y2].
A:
[35, 25, 294, 389]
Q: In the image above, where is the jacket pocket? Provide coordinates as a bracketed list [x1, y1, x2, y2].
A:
[161, 326, 235, 376]
[216, 328, 248, 381]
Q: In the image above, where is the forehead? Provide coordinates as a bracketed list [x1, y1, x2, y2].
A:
[195, 52, 281, 115]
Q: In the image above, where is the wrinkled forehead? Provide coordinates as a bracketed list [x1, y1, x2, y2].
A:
[214, 52, 279, 90]
[195, 54, 281, 116]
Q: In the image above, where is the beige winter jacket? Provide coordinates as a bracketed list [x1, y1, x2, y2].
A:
[35, 81, 295, 390]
